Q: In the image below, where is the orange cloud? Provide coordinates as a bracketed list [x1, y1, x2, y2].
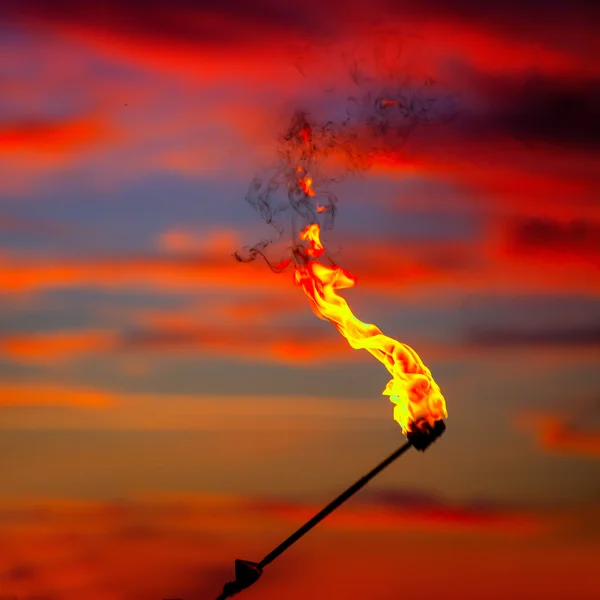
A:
[122, 324, 354, 366]
[0, 389, 390, 430]
[251, 496, 548, 536]
[0, 382, 116, 407]
[0, 323, 354, 366]
[0, 330, 117, 363]
[132, 290, 314, 340]
[157, 227, 242, 255]
[519, 413, 600, 458]
[0, 251, 286, 293]
[1, 224, 599, 371]
[211, 295, 307, 324]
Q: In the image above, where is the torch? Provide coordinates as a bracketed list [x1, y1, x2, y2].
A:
[220, 199, 448, 597]
[217, 223, 447, 597]
[217, 223, 448, 598]
[215, 420, 445, 599]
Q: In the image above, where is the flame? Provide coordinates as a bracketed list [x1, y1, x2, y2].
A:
[299, 124, 312, 148]
[299, 176, 315, 197]
[294, 223, 447, 433]
[296, 166, 316, 197]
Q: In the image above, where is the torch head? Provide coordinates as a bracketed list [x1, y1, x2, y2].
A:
[406, 419, 446, 451]
[218, 559, 263, 598]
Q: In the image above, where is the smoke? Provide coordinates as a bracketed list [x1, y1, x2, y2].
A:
[234, 55, 457, 270]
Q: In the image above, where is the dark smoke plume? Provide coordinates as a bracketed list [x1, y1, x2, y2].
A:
[234, 60, 456, 269]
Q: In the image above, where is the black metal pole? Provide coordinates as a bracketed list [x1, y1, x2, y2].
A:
[215, 420, 445, 599]
[258, 440, 412, 568]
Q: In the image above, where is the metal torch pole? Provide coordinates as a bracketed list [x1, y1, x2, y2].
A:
[258, 440, 412, 569]
[215, 420, 445, 599]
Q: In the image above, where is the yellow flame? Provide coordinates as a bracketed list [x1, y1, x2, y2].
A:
[296, 166, 315, 197]
[294, 223, 447, 433]
[299, 176, 315, 197]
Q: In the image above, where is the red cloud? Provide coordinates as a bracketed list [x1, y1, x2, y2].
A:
[518, 413, 600, 458]
[0, 113, 115, 192]
[2, 1, 599, 208]
[0, 382, 117, 407]
[0, 117, 112, 154]
[4, 1, 597, 80]
[0, 324, 355, 366]
[0, 494, 597, 600]
[504, 217, 600, 263]
[249, 495, 548, 536]
[122, 324, 354, 365]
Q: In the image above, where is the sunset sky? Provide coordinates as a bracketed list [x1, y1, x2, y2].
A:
[1, 1, 599, 599]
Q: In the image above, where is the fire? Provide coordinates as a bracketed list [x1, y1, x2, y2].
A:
[293, 223, 447, 433]
[299, 176, 315, 197]
[299, 124, 312, 148]
[296, 166, 316, 197]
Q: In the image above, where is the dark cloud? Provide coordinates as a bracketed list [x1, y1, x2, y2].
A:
[507, 217, 600, 256]
[4, 1, 599, 162]
[466, 74, 600, 148]
[503, 79, 600, 147]
[1, 0, 339, 45]
[4, 0, 598, 42]
[459, 295, 600, 351]
[406, 0, 600, 44]
[365, 488, 542, 514]
[233, 488, 548, 535]
[3, 563, 37, 582]
[465, 326, 600, 347]
[362, 488, 441, 508]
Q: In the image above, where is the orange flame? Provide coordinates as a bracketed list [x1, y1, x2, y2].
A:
[299, 124, 312, 148]
[299, 176, 315, 197]
[294, 223, 447, 433]
[296, 166, 315, 197]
